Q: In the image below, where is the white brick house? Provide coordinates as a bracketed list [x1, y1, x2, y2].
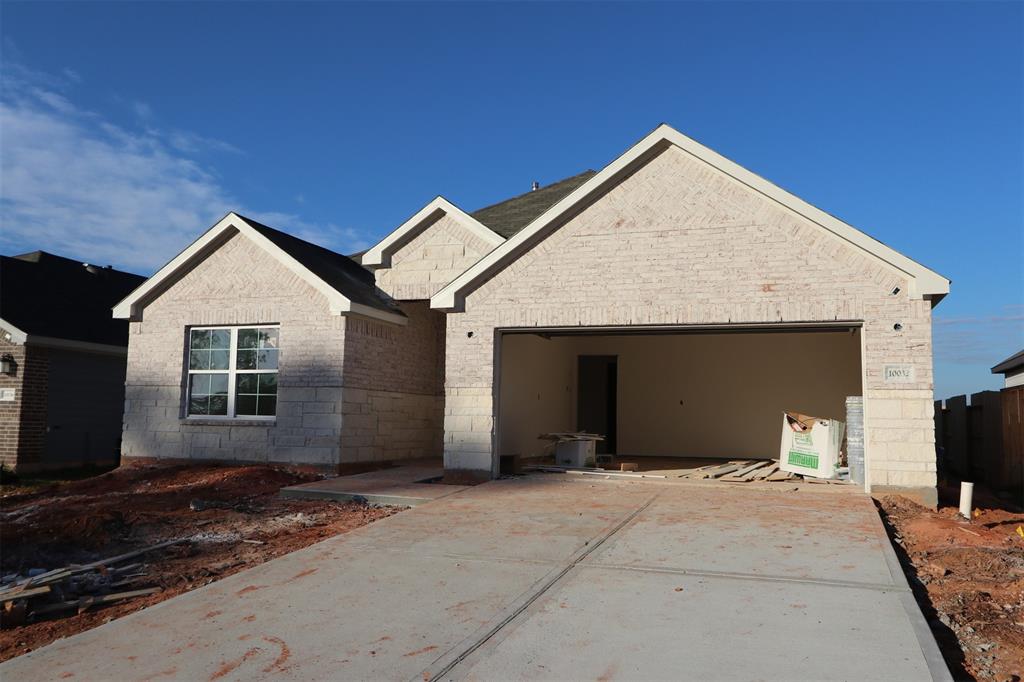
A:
[115, 124, 949, 501]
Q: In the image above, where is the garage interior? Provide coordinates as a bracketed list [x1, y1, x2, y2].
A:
[497, 325, 863, 475]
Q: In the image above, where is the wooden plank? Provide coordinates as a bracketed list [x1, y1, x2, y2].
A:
[75, 538, 187, 572]
[721, 460, 772, 482]
[752, 462, 779, 480]
[690, 462, 748, 479]
[766, 470, 796, 482]
[0, 585, 51, 602]
[30, 588, 162, 617]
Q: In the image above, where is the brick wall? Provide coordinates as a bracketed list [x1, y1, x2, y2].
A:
[122, 232, 347, 469]
[0, 337, 25, 469]
[0, 337, 49, 471]
[374, 214, 498, 300]
[443, 144, 937, 492]
[341, 301, 445, 462]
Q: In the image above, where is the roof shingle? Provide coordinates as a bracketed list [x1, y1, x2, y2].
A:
[471, 170, 597, 239]
[1, 251, 146, 346]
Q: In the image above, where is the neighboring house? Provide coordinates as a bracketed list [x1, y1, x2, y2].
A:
[114, 124, 950, 502]
[992, 349, 1024, 388]
[0, 251, 146, 471]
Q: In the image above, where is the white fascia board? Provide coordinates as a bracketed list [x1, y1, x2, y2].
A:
[361, 197, 504, 270]
[25, 336, 128, 356]
[113, 213, 403, 324]
[431, 124, 950, 311]
[343, 301, 408, 326]
[0, 318, 28, 344]
[113, 213, 244, 319]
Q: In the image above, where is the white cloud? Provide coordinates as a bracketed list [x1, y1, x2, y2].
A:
[131, 100, 153, 120]
[933, 305, 1024, 366]
[0, 62, 373, 273]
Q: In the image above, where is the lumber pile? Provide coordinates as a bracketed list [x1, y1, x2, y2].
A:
[0, 538, 185, 627]
[680, 459, 850, 484]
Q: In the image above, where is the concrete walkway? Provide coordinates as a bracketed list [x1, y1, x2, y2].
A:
[1, 476, 950, 681]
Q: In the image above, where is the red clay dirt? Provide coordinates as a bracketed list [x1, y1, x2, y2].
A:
[878, 495, 1024, 682]
[0, 464, 401, 662]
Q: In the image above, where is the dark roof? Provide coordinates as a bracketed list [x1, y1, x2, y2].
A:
[992, 349, 1024, 375]
[0, 251, 146, 346]
[238, 215, 404, 317]
[471, 170, 597, 239]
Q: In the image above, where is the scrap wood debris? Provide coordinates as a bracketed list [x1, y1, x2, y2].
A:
[524, 458, 853, 483]
[0, 463, 401, 662]
[680, 459, 850, 484]
[0, 539, 183, 627]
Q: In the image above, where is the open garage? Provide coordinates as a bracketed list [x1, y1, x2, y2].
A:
[432, 125, 948, 502]
[496, 325, 863, 469]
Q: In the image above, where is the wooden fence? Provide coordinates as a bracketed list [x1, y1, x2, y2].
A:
[935, 387, 1024, 498]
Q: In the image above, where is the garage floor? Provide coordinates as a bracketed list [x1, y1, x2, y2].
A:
[0, 476, 949, 681]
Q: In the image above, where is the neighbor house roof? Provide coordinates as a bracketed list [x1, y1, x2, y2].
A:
[992, 349, 1024, 376]
[431, 123, 952, 311]
[0, 251, 146, 349]
[113, 213, 406, 325]
[471, 171, 598, 239]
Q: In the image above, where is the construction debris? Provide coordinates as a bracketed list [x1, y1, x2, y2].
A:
[526, 458, 852, 484]
[1, 464, 401, 661]
[678, 459, 849, 484]
[0, 540, 184, 627]
[523, 465, 667, 479]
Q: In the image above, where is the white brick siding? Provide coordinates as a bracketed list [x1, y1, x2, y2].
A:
[443, 145, 937, 491]
[374, 214, 498, 300]
[122, 233, 445, 470]
[341, 301, 445, 462]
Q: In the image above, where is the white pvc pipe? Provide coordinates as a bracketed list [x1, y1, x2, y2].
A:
[959, 481, 974, 519]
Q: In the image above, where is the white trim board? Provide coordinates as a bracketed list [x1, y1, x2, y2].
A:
[431, 123, 951, 312]
[112, 212, 407, 326]
[0, 318, 29, 344]
[360, 197, 504, 270]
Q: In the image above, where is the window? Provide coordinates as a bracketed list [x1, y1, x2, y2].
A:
[186, 326, 279, 418]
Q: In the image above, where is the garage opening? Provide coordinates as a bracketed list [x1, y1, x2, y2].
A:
[496, 324, 863, 475]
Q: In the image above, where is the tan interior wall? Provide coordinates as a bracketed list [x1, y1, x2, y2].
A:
[498, 334, 575, 460]
[498, 329, 863, 460]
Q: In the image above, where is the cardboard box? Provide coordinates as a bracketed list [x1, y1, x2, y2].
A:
[779, 411, 846, 479]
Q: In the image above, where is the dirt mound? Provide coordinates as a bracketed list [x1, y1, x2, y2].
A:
[879, 495, 1024, 681]
[0, 464, 400, 661]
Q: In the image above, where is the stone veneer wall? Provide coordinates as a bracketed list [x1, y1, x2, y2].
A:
[443, 144, 937, 493]
[341, 301, 445, 462]
[0, 337, 47, 471]
[374, 214, 499, 300]
[121, 232, 347, 470]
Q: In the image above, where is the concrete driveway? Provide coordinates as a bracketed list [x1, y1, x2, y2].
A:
[1, 476, 949, 681]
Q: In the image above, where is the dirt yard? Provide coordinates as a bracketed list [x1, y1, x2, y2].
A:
[0, 464, 400, 662]
[878, 494, 1024, 681]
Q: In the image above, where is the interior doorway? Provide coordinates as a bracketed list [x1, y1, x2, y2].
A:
[577, 355, 617, 454]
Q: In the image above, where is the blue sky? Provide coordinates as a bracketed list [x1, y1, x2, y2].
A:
[1, 1, 1021, 398]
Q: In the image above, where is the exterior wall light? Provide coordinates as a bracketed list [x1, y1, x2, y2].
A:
[0, 354, 15, 375]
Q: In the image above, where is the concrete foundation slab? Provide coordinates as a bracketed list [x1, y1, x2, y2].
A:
[279, 465, 469, 506]
[0, 475, 950, 681]
[453, 565, 930, 681]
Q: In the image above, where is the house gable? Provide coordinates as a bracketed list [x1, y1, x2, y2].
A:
[455, 144, 915, 323]
[431, 124, 950, 311]
[361, 197, 504, 272]
[113, 213, 406, 325]
[373, 211, 504, 300]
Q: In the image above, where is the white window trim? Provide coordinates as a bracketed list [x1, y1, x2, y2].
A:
[185, 324, 279, 421]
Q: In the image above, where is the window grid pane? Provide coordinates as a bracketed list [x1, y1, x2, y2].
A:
[187, 326, 278, 419]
